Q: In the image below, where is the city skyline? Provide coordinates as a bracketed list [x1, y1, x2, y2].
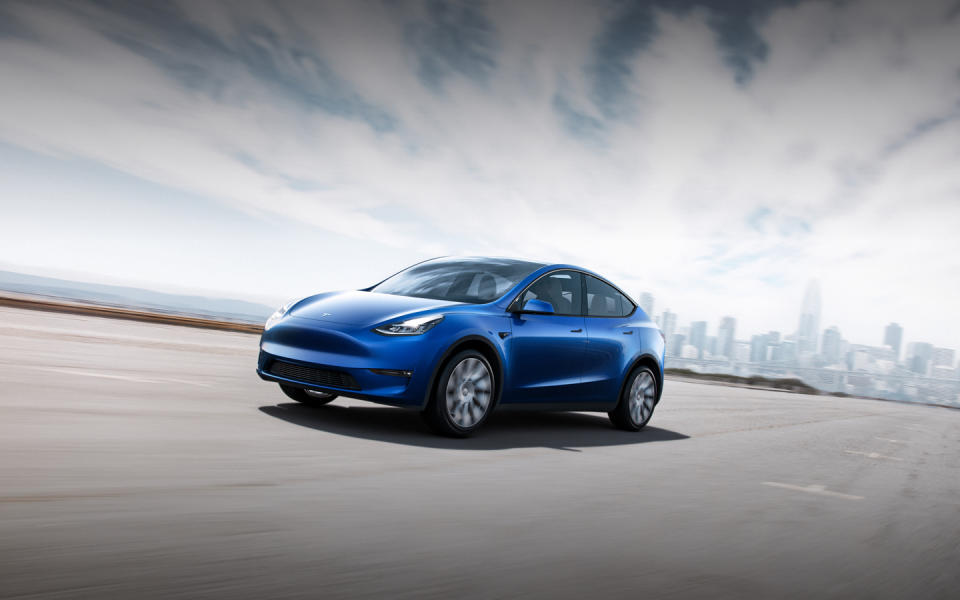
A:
[639, 273, 958, 363]
[644, 281, 957, 371]
[644, 279, 958, 405]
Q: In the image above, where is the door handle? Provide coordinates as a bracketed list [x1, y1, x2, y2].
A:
[622, 330, 634, 335]
[570, 328, 583, 333]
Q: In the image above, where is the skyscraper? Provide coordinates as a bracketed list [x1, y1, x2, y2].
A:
[669, 333, 686, 357]
[717, 316, 736, 359]
[661, 310, 677, 354]
[689, 321, 707, 359]
[750, 334, 768, 363]
[884, 323, 903, 360]
[797, 280, 821, 355]
[906, 342, 933, 375]
[821, 326, 843, 365]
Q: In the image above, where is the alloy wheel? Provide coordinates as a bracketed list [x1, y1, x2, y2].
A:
[629, 370, 656, 426]
[444, 357, 493, 429]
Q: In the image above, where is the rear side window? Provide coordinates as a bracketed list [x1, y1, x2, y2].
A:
[586, 275, 634, 317]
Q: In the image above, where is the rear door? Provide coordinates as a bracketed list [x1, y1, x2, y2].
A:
[506, 270, 587, 404]
[582, 275, 637, 402]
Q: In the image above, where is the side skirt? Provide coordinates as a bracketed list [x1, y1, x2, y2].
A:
[497, 401, 619, 412]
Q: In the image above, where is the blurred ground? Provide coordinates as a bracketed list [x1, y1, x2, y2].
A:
[1, 306, 958, 599]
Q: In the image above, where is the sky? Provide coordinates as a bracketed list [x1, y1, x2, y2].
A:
[0, 0, 959, 350]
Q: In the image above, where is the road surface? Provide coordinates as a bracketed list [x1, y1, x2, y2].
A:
[1, 306, 958, 599]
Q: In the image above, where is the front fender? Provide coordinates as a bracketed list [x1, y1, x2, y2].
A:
[417, 314, 511, 409]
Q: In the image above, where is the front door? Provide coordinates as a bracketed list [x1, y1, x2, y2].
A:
[505, 270, 587, 404]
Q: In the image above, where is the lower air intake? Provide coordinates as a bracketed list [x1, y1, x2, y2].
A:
[268, 360, 360, 390]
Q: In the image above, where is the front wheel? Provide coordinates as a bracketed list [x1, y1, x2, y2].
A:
[609, 366, 657, 431]
[280, 384, 337, 406]
[422, 350, 495, 437]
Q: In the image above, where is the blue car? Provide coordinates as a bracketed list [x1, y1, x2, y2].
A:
[257, 257, 665, 437]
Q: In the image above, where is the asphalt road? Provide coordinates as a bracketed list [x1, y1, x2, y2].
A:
[1, 306, 958, 599]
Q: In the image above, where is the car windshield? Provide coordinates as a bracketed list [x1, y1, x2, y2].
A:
[370, 258, 545, 304]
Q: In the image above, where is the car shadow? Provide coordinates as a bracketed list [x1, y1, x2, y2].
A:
[258, 402, 689, 451]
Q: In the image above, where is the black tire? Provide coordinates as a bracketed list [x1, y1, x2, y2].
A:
[280, 384, 337, 406]
[609, 366, 658, 431]
[421, 350, 496, 437]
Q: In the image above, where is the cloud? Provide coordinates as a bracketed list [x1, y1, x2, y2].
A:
[587, 0, 658, 118]
[405, 0, 499, 92]
[0, 0, 958, 347]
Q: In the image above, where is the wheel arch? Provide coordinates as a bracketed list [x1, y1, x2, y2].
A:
[422, 335, 505, 410]
[619, 353, 664, 405]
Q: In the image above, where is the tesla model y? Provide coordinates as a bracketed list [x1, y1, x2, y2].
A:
[257, 257, 665, 437]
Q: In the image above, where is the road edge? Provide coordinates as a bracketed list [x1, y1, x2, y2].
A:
[0, 294, 264, 334]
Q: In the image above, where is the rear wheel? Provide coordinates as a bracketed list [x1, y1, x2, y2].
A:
[609, 366, 657, 431]
[280, 384, 337, 406]
[422, 350, 495, 437]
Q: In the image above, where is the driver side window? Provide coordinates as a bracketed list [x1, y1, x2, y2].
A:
[519, 271, 583, 316]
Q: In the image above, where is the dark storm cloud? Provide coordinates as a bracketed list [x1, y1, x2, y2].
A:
[587, 1, 659, 119]
[404, 0, 499, 92]
[702, 0, 784, 85]
[67, 0, 398, 131]
[588, 0, 799, 117]
[552, 91, 606, 142]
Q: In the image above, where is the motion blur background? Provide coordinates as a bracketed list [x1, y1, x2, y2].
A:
[2, 3, 960, 599]
[1, 0, 958, 401]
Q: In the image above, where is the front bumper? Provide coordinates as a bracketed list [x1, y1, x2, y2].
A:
[256, 316, 443, 408]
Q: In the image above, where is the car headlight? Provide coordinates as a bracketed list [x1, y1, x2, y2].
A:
[374, 315, 444, 336]
[265, 300, 296, 330]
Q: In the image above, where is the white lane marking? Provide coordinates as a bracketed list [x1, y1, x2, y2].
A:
[762, 482, 863, 501]
[32, 367, 210, 387]
[875, 437, 907, 444]
[845, 450, 903, 461]
[899, 426, 928, 433]
[163, 378, 213, 388]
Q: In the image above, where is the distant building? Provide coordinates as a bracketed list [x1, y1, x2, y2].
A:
[750, 334, 768, 363]
[717, 316, 736, 359]
[931, 365, 956, 380]
[688, 321, 707, 359]
[638, 293, 654, 318]
[733, 341, 751, 363]
[669, 333, 685, 357]
[661, 310, 677, 353]
[821, 326, 843, 365]
[906, 342, 934, 375]
[932, 347, 955, 368]
[772, 340, 796, 363]
[797, 280, 821, 355]
[763, 331, 781, 362]
[845, 344, 896, 371]
[884, 323, 903, 360]
[706, 335, 717, 357]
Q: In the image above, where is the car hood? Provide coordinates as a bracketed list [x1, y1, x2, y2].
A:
[289, 290, 461, 326]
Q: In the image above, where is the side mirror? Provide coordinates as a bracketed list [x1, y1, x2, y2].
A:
[519, 298, 555, 314]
